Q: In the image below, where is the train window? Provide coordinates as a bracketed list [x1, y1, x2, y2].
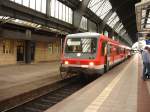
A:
[65, 38, 97, 53]
[101, 41, 107, 56]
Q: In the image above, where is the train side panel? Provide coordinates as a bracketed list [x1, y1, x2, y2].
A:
[60, 33, 131, 77]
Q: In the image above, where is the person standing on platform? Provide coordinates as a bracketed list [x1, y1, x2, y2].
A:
[147, 47, 150, 75]
[141, 46, 150, 80]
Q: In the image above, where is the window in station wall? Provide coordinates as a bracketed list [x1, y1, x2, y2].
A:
[10, 0, 46, 14]
[58, 2, 63, 20]
[48, 43, 53, 54]
[55, 42, 60, 54]
[50, 0, 73, 24]
[23, 0, 29, 7]
[10, 0, 72, 24]
[30, 0, 35, 10]
[69, 8, 73, 24]
[2, 40, 14, 54]
[80, 16, 88, 30]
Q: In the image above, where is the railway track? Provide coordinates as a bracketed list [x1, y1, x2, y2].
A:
[3, 76, 93, 112]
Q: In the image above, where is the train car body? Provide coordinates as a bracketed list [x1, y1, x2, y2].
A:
[60, 32, 131, 76]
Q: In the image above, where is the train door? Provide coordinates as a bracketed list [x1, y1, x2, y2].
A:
[104, 43, 110, 72]
[111, 45, 115, 65]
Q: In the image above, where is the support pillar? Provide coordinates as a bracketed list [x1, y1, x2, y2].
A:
[108, 30, 114, 38]
[97, 21, 105, 33]
[25, 40, 32, 64]
[25, 30, 32, 64]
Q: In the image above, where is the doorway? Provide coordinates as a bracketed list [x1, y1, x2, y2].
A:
[31, 41, 35, 61]
[25, 40, 36, 63]
[17, 40, 25, 62]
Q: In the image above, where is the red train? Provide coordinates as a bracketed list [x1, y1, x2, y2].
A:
[60, 32, 131, 79]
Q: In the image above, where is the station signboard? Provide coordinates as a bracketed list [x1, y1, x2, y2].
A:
[146, 40, 150, 45]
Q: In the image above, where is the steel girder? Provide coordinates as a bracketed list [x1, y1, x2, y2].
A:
[0, 23, 62, 40]
[97, 9, 115, 33]
[73, 0, 91, 30]
[103, 9, 115, 23]
[85, 8, 102, 23]
[58, 0, 80, 10]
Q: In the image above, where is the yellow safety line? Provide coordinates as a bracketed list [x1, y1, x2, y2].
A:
[146, 81, 150, 95]
[84, 58, 133, 112]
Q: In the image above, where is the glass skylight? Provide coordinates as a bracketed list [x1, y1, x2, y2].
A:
[9, 0, 73, 24]
[106, 12, 120, 28]
[88, 0, 125, 35]
[120, 29, 126, 36]
[50, 0, 73, 24]
[80, 16, 88, 30]
[88, 0, 112, 19]
[0, 16, 68, 34]
[115, 23, 124, 33]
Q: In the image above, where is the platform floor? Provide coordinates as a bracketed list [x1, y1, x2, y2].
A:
[45, 54, 150, 112]
[0, 62, 60, 102]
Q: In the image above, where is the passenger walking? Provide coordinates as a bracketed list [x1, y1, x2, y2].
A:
[141, 46, 150, 80]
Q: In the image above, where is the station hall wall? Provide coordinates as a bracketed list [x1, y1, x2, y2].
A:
[0, 39, 16, 65]
[0, 38, 61, 65]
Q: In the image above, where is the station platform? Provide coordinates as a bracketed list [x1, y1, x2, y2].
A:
[0, 61, 60, 102]
[45, 54, 150, 112]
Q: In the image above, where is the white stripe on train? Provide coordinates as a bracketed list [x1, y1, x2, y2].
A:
[62, 57, 125, 69]
[62, 64, 104, 69]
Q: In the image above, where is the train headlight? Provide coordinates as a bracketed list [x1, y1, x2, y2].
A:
[64, 61, 69, 65]
[89, 62, 94, 66]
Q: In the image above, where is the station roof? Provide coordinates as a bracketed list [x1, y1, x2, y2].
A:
[0, 16, 69, 35]
[0, 0, 141, 44]
[88, 0, 141, 42]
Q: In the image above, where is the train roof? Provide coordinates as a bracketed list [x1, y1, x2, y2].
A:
[66, 32, 131, 49]
[66, 32, 101, 38]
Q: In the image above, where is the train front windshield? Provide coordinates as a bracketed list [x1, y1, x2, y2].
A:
[65, 38, 97, 53]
